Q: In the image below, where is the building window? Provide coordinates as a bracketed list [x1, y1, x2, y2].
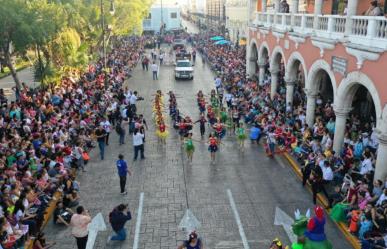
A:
[171, 12, 177, 19]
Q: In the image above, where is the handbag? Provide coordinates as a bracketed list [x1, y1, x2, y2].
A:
[82, 152, 90, 161]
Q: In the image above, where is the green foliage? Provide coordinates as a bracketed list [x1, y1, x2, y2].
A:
[33, 59, 60, 85]
[0, 0, 153, 86]
[113, 0, 154, 35]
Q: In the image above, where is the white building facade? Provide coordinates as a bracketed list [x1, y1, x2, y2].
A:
[143, 5, 182, 33]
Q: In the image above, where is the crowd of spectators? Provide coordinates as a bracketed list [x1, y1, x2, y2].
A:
[193, 32, 385, 246]
[0, 36, 143, 249]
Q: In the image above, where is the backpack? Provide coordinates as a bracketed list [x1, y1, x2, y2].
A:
[115, 124, 123, 134]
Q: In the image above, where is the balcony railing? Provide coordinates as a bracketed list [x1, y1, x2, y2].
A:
[254, 12, 387, 50]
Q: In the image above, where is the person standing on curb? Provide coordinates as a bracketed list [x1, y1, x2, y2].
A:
[116, 154, 132, 195]
[133, 128, 145, 161]
[95, 126, 107, 160]
[107, 204, 132, 242]
[70, 206, 91, 249]
[151, 61, 159, 80]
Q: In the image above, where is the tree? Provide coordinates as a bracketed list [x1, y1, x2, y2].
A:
[29, 0, 66, 84]
[113, 0, 153, 35]
[0, 0, 36, 89]
[0, 0, 65, 88]
[0, 0, 153, 88]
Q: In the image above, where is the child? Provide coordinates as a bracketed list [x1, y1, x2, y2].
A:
[185, 132, 195, 163]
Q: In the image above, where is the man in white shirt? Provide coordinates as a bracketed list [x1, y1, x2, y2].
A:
[224, 93, 233, 108]
[376, 189, 387, 206]
[359, 154, 374, 175]
[100, 118, 112, 146]
[129, 91, 143, 114]
[214, 77, 222, 93]
[322, 161, 334, 181]
[159, 53, 164, 65]
[132, 129, 145, 161]
[151, 62, 158, 80]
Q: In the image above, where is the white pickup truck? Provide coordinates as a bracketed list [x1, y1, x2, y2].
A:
[175, 59, 194, 80]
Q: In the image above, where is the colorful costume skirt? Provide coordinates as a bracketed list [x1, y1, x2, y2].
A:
[156, 129, 169, 139]
[186, 144, 195, 152]
[237, 133, 247, 140]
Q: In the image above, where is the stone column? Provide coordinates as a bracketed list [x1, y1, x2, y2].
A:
[291, 0, 299, 13]
[262, 0, 267, 12]
[285, 79, 295, 108]
[333, 107, 351, 153]
[258, 62, 266, 85]
[270, 69, 279, 99]
[273, 0, 281, 25]
[313, 0, 324, 29]
[305, 92, 317, 127]
[375, 133, 387, 181]
[344, 0, 359, 35]
[274, 0, 280, 12]
[314, 0, 323, 15]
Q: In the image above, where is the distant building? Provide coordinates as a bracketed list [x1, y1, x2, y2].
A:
[206, 0, 225, 30]
[143, 4, 182, 33]
[226, 0, 249, 43]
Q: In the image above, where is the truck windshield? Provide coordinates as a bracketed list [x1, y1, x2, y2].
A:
[177, 61, 191, 67]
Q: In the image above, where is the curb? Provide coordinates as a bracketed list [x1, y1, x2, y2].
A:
[282, 152, 361, 249]
[25, 192, 62, 249]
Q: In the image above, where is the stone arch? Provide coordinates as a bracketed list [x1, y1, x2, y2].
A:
[248, 38, 259, 77]
[382, 105, 387, 131]
[285, 51, 308, 82]
[306, 59, 337, 102]
[336, 71, 382, 127]
[258, 41, 270, 64]
[269, 46, 286, 72]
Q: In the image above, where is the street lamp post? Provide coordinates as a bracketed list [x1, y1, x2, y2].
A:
[160, 0, 164, 35]
[100, 0, 115, 70]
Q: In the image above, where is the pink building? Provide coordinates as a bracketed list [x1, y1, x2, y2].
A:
[247, 0, 387, 179]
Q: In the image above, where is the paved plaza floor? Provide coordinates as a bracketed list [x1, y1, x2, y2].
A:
[42, 49, 350, 249]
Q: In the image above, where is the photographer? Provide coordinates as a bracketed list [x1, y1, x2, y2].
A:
[53, 201, 73, 226]
[107, 204, 132, 242]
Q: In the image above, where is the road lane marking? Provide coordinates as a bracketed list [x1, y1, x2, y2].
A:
[226, 189, 250, 249]
[274, 207, 297, 244]
[133, 192, 144, 249]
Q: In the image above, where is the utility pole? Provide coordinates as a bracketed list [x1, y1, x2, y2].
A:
[161, 0, 164, 35]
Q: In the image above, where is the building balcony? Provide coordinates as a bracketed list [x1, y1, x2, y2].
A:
[253, 12, 387, 50]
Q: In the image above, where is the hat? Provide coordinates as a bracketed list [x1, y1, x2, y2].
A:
[272, 238, 282, 246]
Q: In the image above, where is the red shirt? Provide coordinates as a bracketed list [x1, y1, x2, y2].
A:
[209, 137, 217, 146]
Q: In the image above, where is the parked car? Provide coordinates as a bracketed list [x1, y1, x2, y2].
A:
[174, 59, 194, 80]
